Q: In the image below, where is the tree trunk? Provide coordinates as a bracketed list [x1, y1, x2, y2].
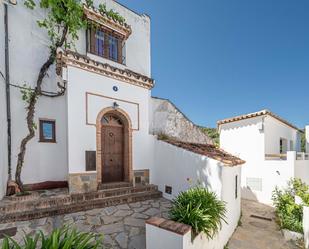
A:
[15, 27, 68, 192]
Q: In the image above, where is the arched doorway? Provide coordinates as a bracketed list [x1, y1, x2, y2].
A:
[101, 114, 124, 182]
[96, 108, 132, 184]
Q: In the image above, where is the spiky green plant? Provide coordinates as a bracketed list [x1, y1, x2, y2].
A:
[1, 226, 103, 249]
[169, 187, 227, 238]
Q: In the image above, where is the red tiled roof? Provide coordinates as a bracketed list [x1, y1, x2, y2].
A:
[160, 139, 245, 167]
[217, 109, 302, 132]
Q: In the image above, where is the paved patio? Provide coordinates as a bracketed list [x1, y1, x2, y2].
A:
[228, 199, 302, 249]
[0, 198, 171, 249]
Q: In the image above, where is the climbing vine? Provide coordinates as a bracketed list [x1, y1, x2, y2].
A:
[14, 0, 86, 192]
[15, 0, 125, 193]
[85, 0, 126, 25]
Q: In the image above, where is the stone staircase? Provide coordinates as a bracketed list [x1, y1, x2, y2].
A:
[0, 183, 161, 223]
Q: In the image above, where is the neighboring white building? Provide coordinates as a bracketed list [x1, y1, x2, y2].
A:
[218, 109, 309, 204]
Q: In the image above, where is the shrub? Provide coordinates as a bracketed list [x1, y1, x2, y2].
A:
[1, 226, 103, 249]
[199, 127, 219, 147]
[169, 187, 227, 238]
[272, 178, 309, 233]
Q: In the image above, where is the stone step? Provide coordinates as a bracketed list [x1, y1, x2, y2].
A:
[0, 190, 162, 223]
[98, 181, 132, 190]
[0, 184, 158, 214]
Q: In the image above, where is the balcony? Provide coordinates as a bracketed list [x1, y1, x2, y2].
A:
[265, 152, 309, 161]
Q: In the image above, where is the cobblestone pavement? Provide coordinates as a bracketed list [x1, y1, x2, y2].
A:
[228, 199, 301, 249]
[0, 198, 171, 249]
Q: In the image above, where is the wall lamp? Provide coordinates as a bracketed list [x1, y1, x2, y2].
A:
[113, 102, 119, 109]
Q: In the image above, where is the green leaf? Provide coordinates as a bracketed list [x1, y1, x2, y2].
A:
[169, 187, 227, 238]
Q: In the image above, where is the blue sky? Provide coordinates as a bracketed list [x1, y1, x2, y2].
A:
[118, 0, 309, 128]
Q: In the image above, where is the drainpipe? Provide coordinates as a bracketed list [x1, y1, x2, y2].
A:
[4, 1, 12, 180]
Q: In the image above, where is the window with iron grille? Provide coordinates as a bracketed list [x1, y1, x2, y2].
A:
[87, 27, 125, 64]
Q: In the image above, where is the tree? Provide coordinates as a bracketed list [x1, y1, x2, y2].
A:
[301, 130, 306, 152]
[200, 127, 219, 147]
[15, 0, 86, 192]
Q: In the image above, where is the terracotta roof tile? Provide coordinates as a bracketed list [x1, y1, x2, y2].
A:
[56, 50, 154, 89]
[160, 138, 245, 167]
[217, 109, 302, 132]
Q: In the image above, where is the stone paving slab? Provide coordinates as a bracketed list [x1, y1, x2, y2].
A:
[0, 198, 171, 249]
[228, 199, 302, 249]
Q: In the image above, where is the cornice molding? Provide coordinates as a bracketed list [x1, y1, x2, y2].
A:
[56, 50, 154, 90]
[83, 6, 132, 40]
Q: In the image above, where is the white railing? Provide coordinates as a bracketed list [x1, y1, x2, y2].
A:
[296, 152, 309, 161]
[265, 152, 309, 161]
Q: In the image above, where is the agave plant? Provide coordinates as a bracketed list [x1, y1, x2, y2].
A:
[169, 187, 227, 239]
[1, 226, 103, 249]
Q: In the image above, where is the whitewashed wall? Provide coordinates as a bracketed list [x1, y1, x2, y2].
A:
[264, 116, 301, 154]
[152, 139, 241, 248]
[251, 152, 296, 204]
[0, 3, 9, 199]
[146, 224, 184, 249]
[2, 0, 150, 185]
[220, 117, 265, 202]
[295, 157, 309, 186]
[219, 116, 265, 161]
[303, 206, 309, 249]
[66, 66, 154, 176]
[147, 223, 236, 249]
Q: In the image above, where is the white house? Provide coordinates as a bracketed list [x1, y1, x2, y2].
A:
[0, 1, 245, 245]
[218, 109, 309, 204]
[1, 0, 155, 195]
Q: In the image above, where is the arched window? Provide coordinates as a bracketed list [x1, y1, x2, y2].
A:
[101, 114, 123, 126]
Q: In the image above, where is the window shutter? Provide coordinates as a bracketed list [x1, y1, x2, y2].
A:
[85, 151, 96, 171]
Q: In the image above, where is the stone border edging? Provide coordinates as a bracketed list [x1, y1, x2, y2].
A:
[146, 217, 191, 235]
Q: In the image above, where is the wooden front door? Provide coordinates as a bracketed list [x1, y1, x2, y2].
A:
[101, 114, 124, 183]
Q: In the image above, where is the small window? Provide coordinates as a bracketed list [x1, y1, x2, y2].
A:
[165, 185, 172, 195]
[39, 119, 56, 143]
[280, 138, 288, 154]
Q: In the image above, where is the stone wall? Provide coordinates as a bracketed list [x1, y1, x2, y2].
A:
[68, 172, 97, 194]
[133, 169, 149, 186]
[150, 97, 213, 144]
